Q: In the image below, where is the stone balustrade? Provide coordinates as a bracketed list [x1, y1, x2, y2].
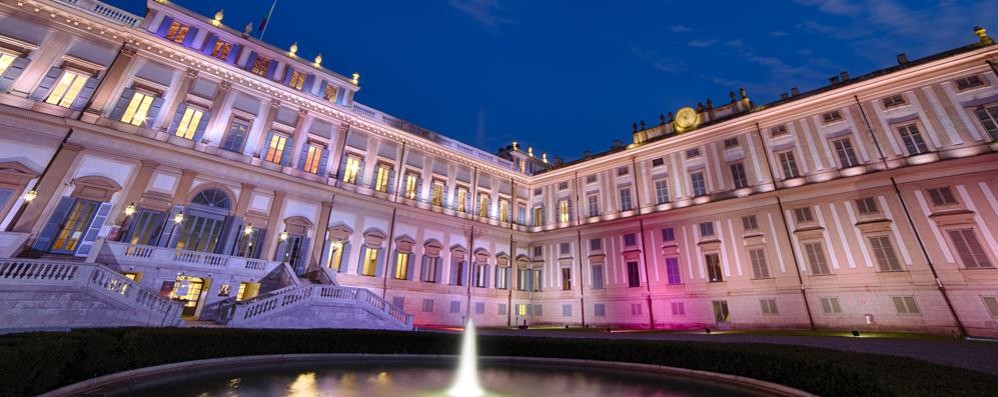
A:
[106, 242, 283, 275]
[228, 284, 413, 330]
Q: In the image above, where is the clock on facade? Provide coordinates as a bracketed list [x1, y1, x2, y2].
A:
[674, 107, 699, 132]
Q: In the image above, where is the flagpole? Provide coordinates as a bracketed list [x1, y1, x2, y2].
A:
[259, 0, 278, 41]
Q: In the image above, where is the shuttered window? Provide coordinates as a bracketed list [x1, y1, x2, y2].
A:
[804, 242, 831, 274]
[948, 229, 992, 268]
[749, 249, 771, 279]
[892, 296, 921, 315]
[869, 236, 903, 271]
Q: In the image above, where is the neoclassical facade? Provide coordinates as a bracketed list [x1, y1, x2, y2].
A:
[0, 0, 997, 336]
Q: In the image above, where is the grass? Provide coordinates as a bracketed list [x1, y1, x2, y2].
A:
[0, 327, 994, 397]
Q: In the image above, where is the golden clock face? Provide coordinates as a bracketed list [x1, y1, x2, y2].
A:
[674, 107, 698, 132]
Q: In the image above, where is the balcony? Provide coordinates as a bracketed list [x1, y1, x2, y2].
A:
[101, 241, 284, 276]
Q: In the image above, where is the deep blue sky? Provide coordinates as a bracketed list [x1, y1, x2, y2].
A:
[112, 0, 995, 160]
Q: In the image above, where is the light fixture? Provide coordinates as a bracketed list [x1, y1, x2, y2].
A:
[213, 9, 224, 26]
[124, 202, 136, 216]
[279, 231, 289, 241]
[352, 72, 360, 85]
[314, 53, 322, 67]
[174, 212, 184, 224]
[243, 223, 254, 235]
[289, 42, 298, 56]
[851, 330, 861, 337]
[23, 189, 37, 202]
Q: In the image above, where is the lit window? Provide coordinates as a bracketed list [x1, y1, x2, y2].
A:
[362, 247, 379, 276]
[288, 70, 306, 91]
[404, 173, 419, 199]
[326, 241, 344, 270]
[479, 193, 490, 217]
[211, 40, 233, 60]
[342, 155, 361, 184]
[250, 56, 270, 76]
[394, 252, 409, 280]
[533, 206, 544, 227]
[706, 253, 723, 282]
[558, 199, 570, 223]
[498, 199, 509, 223]
[119, 90, 155, 125]
[165, 21, 189, 43]
[324, 84, 339, 102]
[303, 143, 323, 174]
[455, 187, 468, 212]
[174, 107, 204, 139]
[374, 164, 391, 192]
[0, 53, 15, 75]
[45, 70, 89, 108]
[264, 133, 288, 164]
[431, 180, 445, 206]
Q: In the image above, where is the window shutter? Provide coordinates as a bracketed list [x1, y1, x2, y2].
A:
[282, 68, 294, 86]
[337, 155, 349, 180]
[200, 34, 218, 55]
[419, 256, 429, 281]
[406, 253, 415, 280]
[302, 74, 315, 93]
[260, 131, 276, 159]
[158, 205, 184, 247]
[243, 51, 258, 71]
[297, 143, 310, 170]
[449, 259, 459, 285]
[219, 216, 242, 256]
[483, 264, 491, 288]
[266, 60, 279, 80]
[29, 67, 62, 101]
[317, 80, 329, 98]
[225, 44, 241, 64]
[74, 201, 111, 257]
[0, 57, 30, 92]
[145, 96, 165, 124]
[433, 257, 443, 283]
[356, 159, 366, 185]
[297, 237, 311, 275]
[181, 27, 199, 47]
[317, 149, 331, 177]
[192, 110, 211, 143]
[387, 168, 396, 194]
[69, 76, 99, 111]
[31, 197, 75, 251]
[374, 248, 385, 277]
[274, 240, 288, 262]
[154, 16, 174, 36]
[338, 243, 351, 273]
[168, 103, 188, 134]
[109, 88, 136, 121]
[416, 177, 423, 198]
[281, 137, 295, 166]
[494, 266, 502, 288]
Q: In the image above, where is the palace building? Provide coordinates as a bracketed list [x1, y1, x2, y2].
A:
[1, 0, 997, 336]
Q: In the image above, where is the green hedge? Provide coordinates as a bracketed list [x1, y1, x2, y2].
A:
[0, 328, 993, 396]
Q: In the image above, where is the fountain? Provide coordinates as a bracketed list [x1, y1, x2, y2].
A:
[447, 320, 486, 397]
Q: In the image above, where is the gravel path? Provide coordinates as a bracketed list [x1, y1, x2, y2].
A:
[476, 329, 998, 376]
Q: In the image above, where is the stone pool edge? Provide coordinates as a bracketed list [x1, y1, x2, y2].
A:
[39, 354, 818, 397]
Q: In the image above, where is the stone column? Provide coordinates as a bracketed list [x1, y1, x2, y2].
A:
[233, 182, 255, 219]
[248, 99, 281, 157]
[202, 81, 232, 142]
[12, 143, 84, 233]
[110, 160, 159, 235]
[82, 46, 138, 119]
[309, 200, 333, 269]
[153, 68, 198, 132]
[327, 123, 350, 178]
[288, 108, 312, 169]
[10, 32, 72, 97]
[260, 190, 286, 260]
[172, 169, 197, 204]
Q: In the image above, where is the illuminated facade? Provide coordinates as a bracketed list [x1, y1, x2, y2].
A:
[1, 0, 997, 336]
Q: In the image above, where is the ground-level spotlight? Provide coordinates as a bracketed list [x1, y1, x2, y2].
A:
[705, 328, 712, 334]
[851, 330, 861, 337]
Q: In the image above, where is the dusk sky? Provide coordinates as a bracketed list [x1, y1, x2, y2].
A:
[114, 0, 996, 160]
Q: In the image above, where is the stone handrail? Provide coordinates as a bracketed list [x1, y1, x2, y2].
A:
[55, 0, 142, 26]
[106, 242, 282, 275]
[0, 259, 182, 325]
[228, 284, 413, 329]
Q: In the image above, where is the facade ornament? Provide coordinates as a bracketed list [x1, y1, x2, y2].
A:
[185, 68, 198, 78]
[975, 26, 994, 45]
[219, 80, 232, 90]
[289, 42, 298, 56]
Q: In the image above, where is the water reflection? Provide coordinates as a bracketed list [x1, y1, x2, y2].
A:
[114, 362, 769, 397]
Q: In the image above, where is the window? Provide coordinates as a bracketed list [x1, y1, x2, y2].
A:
[619, 188, 632, 211]
[533, 246, 543, 257]
[626, 261, 640, 287]
[804, 242, 831, 274]
[671, 301, 685, 316]
[403, 173, 419, 199]
[794, 207, 814, 223]
[0, 52, 16, 75]
[778, 150, 800, 179]
[533, 188, 543, 196]
[948, 229, 992, 268]
[770, 124, 789, 137]
[617, 166, 629, 176]
[630, 303, 643, 316]
[623, 233, 637, 246]
[820, 297, 842, 314]
[288, 70, 306, 91]
[174, 106, 205, 140]
[832, 138, 860, 168]
[210, 40, 233, 60]
[972, 105, 998, 140]
[730, 163, 748, 189]
[474, 262, 487, 287]
[558, 199, 570, 222]
[662, 227, 676, 241]
[338, 156, 360, 185]
[532, 206, 544, 227]
[562, 304, 572, 317]
[323, 84, 338, 102]
[449, 301, 462, 313]
[561, 268, 572, 291]
[690, 171, 707, 196]
[654, 179, 669, 204]
[983, 297, 998, 317]
[394, 252, 409, 280]
[264, 133, 289, 164]
[897, 124, 929, 155]
[585, 175, 597, 184]
[496, 266, 510, 289]
[326, 241, 344, 271]
[723, 137, 740, 148]
[591, 264, 605, 289]
[594, 303, 606, 317]
[855, 197, 879, 215]
[699, 222, 715, 238]
[892, 296, 921, 315]
[760, 299, 778, 315]
[475, 302, 485, 314]
[589, 238, 602, 251]
[685, 148, 701, 158]
[706, 253, 723, 282]
[421, 256, 440, 282]
[651, 157, 665, 167]
[586, 194, 599, 217]
[165, 21, 190, 43]
[220, 119, 250, 153]
[478, 193, 490, 217]
[301, 142, 323, 174]
[869, 236, 903, 272]
[559, 242, 571, 255]
[118, 90, 155, 125]
[374, 164, 391, 192]
[822, 110, 842, 123]
[516, 304, 528, 316]
[742, 215, 759, 231]
[926, 187, 957, 206]
[46, 70, 89, 108]
[558, 181, 569, 190]
[499, 303, 508, 315]
[517, 205, 526, 225]
[250, 56, 270, 76]
[665, 257, 681, 285]
[881, 94, 906, 108]
[361, 247, 379, 276]
[421, 299, 434, 312]
[499, 199, 509, 222]
[955, 75, 984, 90]
[749, 249, 770, 279]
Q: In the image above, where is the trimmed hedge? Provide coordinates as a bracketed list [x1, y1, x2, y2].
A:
[0, 328, 994, 396]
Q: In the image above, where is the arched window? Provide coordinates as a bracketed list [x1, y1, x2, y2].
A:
[191, 189, 231, 209]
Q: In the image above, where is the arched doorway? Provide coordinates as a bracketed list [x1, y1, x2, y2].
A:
[173, 275, 208, 318]
[174, 188, 232, 253]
